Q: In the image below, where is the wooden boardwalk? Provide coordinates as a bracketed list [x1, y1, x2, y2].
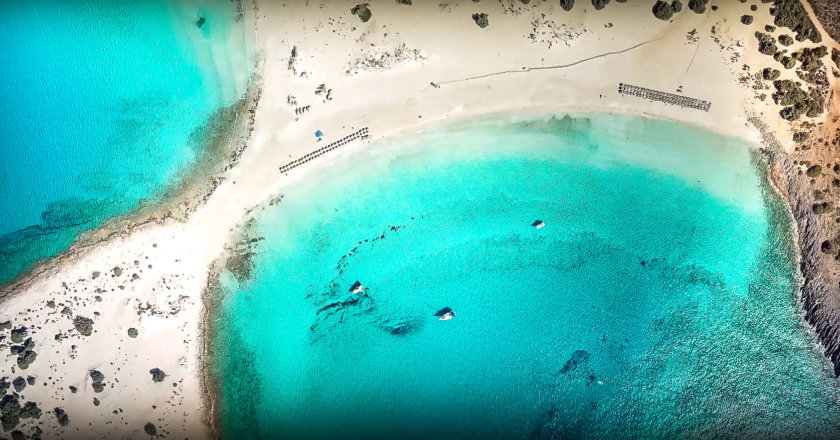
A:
[279, 127, 370, 173]
[618, 83, 711, 112]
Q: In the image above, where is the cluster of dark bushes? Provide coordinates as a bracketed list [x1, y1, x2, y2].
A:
[350, 3, 372, 23]
[792, 45, 828, 73]
[772, 79, 824, 120]
[688, 0, 708, 13]
[762, 67, 781, 80]
[755, 32, 778, 55]
[770, 0, 822, 43]
[652, 1, 683, 20]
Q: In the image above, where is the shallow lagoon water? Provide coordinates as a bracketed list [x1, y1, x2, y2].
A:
[212, 114, 840, 439]
[0, 0, 251, 284]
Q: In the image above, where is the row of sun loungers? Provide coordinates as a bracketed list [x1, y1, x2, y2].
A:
[618, 83, 711, 112]
[279, 127, 370, 173]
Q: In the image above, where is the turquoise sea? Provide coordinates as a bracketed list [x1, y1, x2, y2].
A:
[0, 0, 252, 284]
[212, 114, 840, 439]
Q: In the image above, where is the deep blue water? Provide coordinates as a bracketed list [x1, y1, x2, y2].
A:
[212, 114, 840, 439]
[0, 0, 251, 284]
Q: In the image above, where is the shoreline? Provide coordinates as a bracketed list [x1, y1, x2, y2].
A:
[3, 0, 840, 437]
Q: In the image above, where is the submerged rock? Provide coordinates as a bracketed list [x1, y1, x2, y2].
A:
[195, 16, 206, 28]
[144, 422, 157, 436]
[127, 328, 139, 338]
[0, 378, 9, 394]
[559, 0, 575, 11]
[73, 316, 94, 336]
[559, 349, 591, 374]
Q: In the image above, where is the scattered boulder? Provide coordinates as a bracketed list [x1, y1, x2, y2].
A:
[73, 316, 94, 337]
[11, 430, 25, 440]
[25, 377, 34, 386]
[92, 398, 100, 407]
[0, 378, 9, 394]
[559, 0, 574, 10]
[53, 407, 69, 427]
[69, 386, 77, 394]
[778, 34, 794, 46]
[652, 1, 674, 20]
[472, 13, 489, 28]
[396, 0, 412, 4]
[0, 322, 11, 332]
[741, 14, 753, 25]
[807, 165, 822, 177]
[195, 16, 206, 28]
[149, 368, 167, 383]
[127, 328, 139, 338]
[144, 422, 157, 436]
[350, 3, 372, 22]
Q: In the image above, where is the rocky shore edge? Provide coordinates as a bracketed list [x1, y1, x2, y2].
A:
[753, 116, 840, 376]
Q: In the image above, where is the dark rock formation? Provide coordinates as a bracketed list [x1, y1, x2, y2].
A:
[195, 16, 206, 28]
[559, 349, 591, 374]
[73, 315, 94, 336]
[741, 14, 753, 25]
[559, 0, 574, 11]
[144, 422, 157, 436]
[472, 13, 489, 28]
[93, 398, 100, 406]
[127, 328, 139, 338]
[396, 0, 412, 4]
[0, 378, 8, 394]
[149, 368, 166, 383]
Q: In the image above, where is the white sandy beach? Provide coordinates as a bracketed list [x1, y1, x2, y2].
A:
[2, 0, 838, 438]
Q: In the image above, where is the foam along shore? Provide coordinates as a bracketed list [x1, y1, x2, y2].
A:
[2, 0, 839, 439]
